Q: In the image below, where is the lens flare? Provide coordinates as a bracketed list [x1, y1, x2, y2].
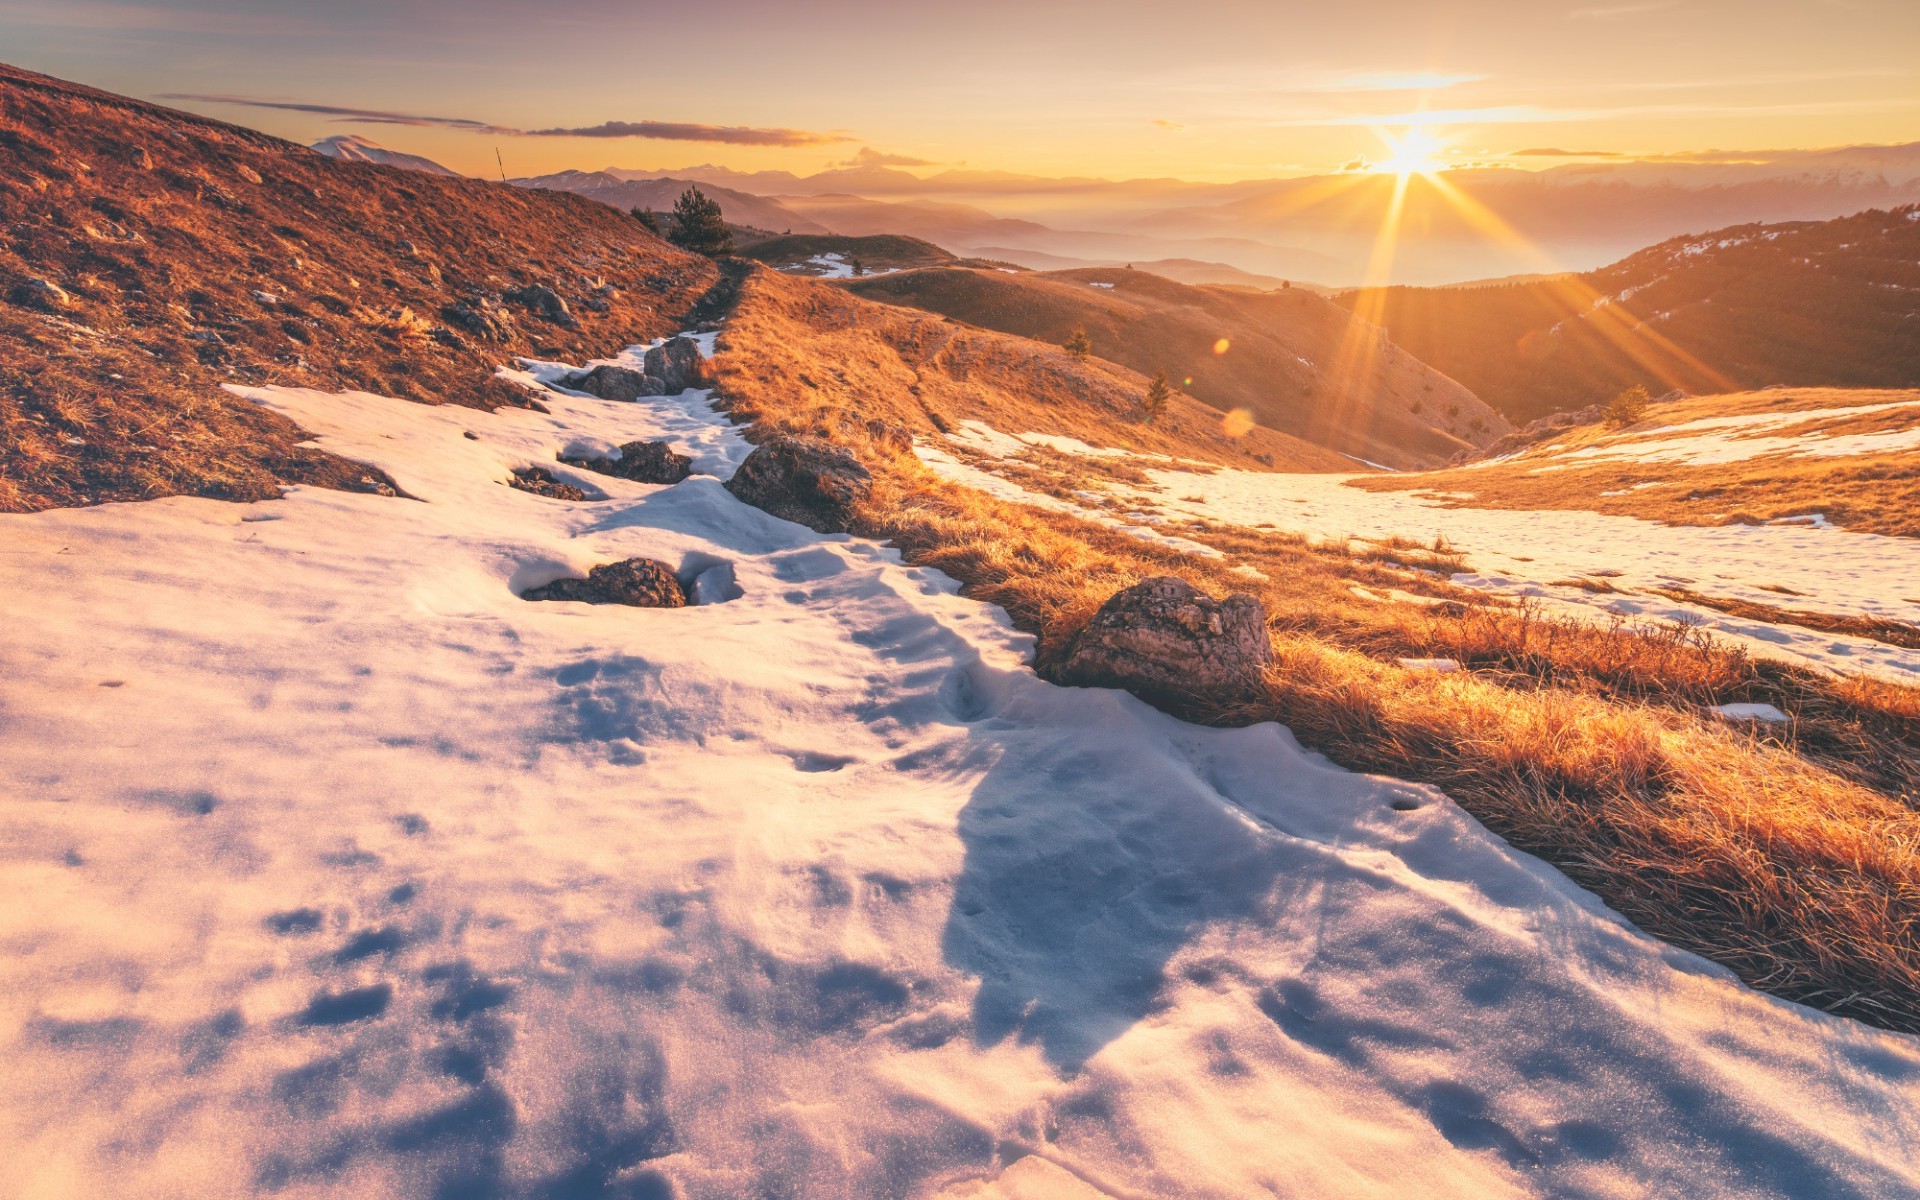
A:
[1222, 408, 1255, 438]
[1213, 338, 1231, 355]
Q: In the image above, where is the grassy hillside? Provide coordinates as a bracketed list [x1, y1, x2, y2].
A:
[846, 264, 1509, 469]
[0, 63, 716, 510]
[1339, 206, 1920, 423]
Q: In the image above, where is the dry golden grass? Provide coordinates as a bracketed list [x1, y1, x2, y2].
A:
[716, 269, 1920, 1032]
[1653, 587, 1920, 651]
[1355, 388, 1920, 538]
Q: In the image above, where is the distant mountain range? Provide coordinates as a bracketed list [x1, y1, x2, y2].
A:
[309, 134, 458, 177]
[508, 169, 830, 236]
[603, 146, 1920, 286]
[1337, 205, 1920, 422]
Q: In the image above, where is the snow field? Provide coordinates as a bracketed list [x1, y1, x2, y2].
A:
[919, 424, 1920, 683]
[1, 360, 1918, 1197]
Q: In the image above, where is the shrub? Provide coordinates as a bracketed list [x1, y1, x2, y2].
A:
[1063, 324, 1092, 359]
[631, 206, 661, 236]
[1606, 384, 1652, 426]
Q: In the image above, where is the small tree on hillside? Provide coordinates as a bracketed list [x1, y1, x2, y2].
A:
[850, 256, 866, 277]
[631, 206, 661, 236]
[1143, 370, 1172, 424]
[1605, 384, 1651, 426]
[1063, 324, 1092, 359]
[669, 186, 733, 257]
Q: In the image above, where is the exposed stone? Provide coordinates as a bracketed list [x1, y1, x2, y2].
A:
[561, 364, 658, 403]
[508, 466, 592, 501]
[440, 298, 517, 343]
[723, 437, 873, 534]
[641, 336, 705, 394]
[1054, 576, 1273, 706]
[504, 283, 578, 328]
[559, 440, 692, 485]
[9, 277, 71, 310]
[522, 558, 686, 607]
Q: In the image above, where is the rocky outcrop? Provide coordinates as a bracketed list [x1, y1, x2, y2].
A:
[724, 437, 873, 534]
[522, 558, 686, 607]
[439, 298, 517, 343]
[504, 283, 578, 329]
[559, 441, 692, 485]
[559, 337, 706, 401]
[1054, 576, 1272, 706]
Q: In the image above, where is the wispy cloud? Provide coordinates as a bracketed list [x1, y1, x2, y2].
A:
[160, 94, 847, 147]
[830, 147, 938, 168]
[1273, 97, 1901, 128]
[1510, 147, 1623, 156]
[1152, 119, 1187, 131]
[1300, 71, 1488, 93]
[1568, 0, 1679, 18]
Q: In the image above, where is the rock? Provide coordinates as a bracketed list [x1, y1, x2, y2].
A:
[440, 298, 517, 343]
[522, 558, 686, 607]
[559, 440, 692, 485]
[641, 336, 705, 394]
[561, 364, 657, 403]
[507, 466, 591, 501]
[504, 283, 578, 328]
[1054, 576, 1272, 705]
[724, 437, 873, 533]
[9, 277, 70, 310]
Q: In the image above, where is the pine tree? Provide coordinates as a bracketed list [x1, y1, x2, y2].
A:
[668, 186, 733, 257]
[631, 206, 661, 236]
[1063, 324, 1092, 359]
[1143, 370, 1171, 424]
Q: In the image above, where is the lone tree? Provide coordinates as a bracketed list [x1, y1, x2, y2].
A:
[631, 206, 661, 236]
[1143, 370, 1172, 424]
[669, 186, 733, 257]
[1605, 384, 1652, 427]
[1063, 324, 1093, 359]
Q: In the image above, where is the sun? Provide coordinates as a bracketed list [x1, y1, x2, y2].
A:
[1373, 126, 1449, 178]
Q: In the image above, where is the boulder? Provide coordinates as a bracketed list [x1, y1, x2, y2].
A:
[641, 336, 705, 394]
[559, 440, 692, 485]
[504, 283, 578, 329]
[560, 364, 661, 403]
[724, 437, 873, 533]
[1054, 576, 1272, 705]
[522, 558, 686, 608]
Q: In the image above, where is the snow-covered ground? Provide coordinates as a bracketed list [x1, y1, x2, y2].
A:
[4, 364, 1920, 1197]
[777, 252, 901, 281]
[920, 426, 1920, 683]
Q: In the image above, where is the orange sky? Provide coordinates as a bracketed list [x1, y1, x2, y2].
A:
[4, 0, 1917, 180]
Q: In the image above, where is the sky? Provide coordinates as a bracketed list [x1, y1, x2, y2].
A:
[3, 0, 1918, 181]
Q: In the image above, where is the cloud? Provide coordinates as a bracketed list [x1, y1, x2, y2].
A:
[523, 121, 847, 146]
[1302, 71, 1488, 93]
[1152, 119, 1187, 131]
[161, 94, 508, 132]
[1510, 147, 1623, 156]
[1569, 0, 1678, 16]
[161, 94, 846, 147]
[830, 147, 939, 168]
